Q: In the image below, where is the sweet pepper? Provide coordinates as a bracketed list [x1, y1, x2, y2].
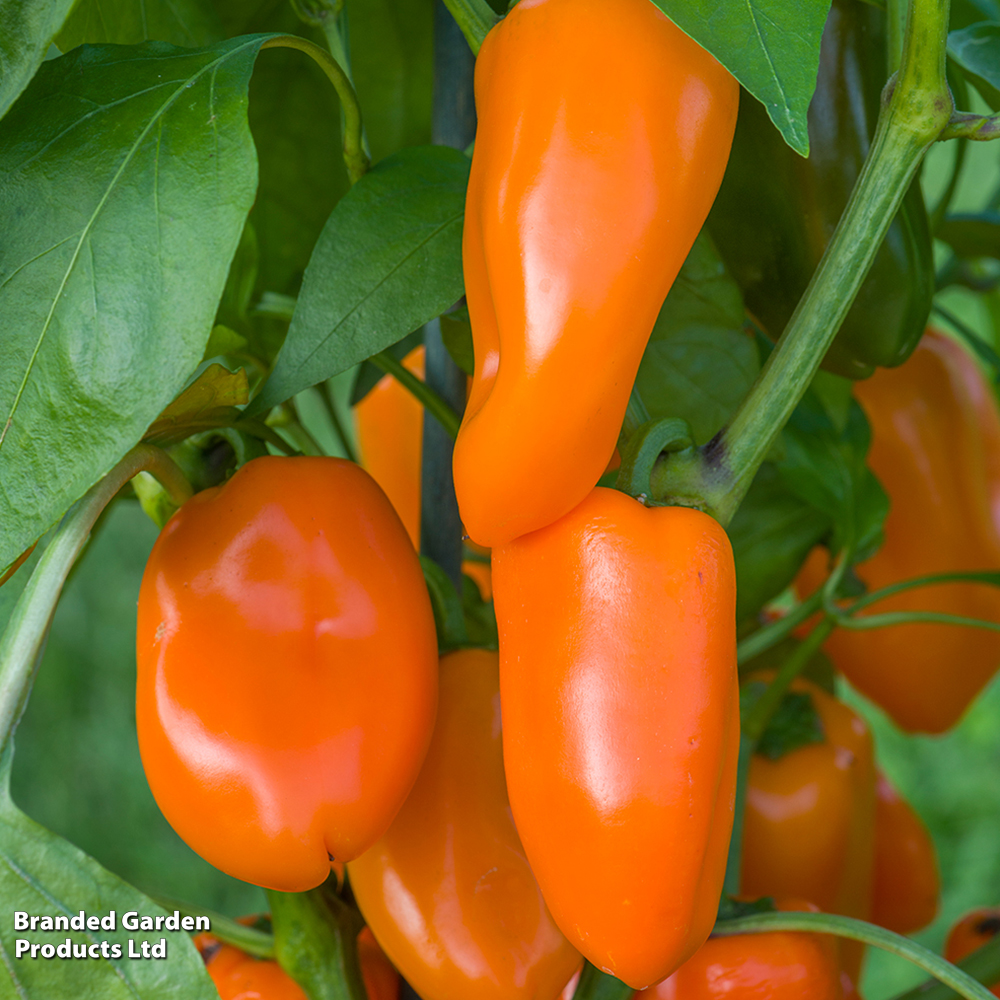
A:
[453, 0, 738, 546]
[348, 648, 580, 1000]
[493, 488, 738, 988]
[136, 456, 439, 890]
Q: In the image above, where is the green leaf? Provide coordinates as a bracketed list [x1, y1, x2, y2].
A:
[462, 572, 498, 650]
[777, 390, 889, 561]
[650, 0, 832, 155]
[0, 37, 267, 571]
[632, 234, 759, 445]
[250, 145, 469, 414]
[951, 0, 1000, 30]
[740, 636, 837, 694]
[0, 0, 77, 122]
[949, 22, 1000, 109]
[420, 555, 467, 651]
[0, 759, 217, 997]
[938, 211, 1000, 258]
[740, 683, 826, 759]
[55, 0, 223, 48]
[728, 463, 832, 623]
[143, 364, 250, 447]
[348, 0, 434, 163]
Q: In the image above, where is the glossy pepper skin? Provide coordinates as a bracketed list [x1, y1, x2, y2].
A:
[707, 0, 933, 379]
[740, 677, 875, 981]
[348, 649, 581, 1000]
[871, 771, 940, 934]
[946, 909, 1000, 998]
[799, 330, 1000, 733]
[196, 925, 399, 1000]
[493, 489, 739, 988]
[635, 907, 841, 1000]
[136, 456, 438, 891]
[453, 0, 738, 547]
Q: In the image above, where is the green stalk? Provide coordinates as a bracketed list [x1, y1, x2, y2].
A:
[892, 933, 1000, 1000]
[572, 961, 632, 1000]
[151, 897, 275, 959]
[652, 0, 953, 524]
[440, 0, 499, 54]
[736, 590, 825, 664]
[848, 569, 1000, 611]
[713, 912, 996, 1000]
[0, 446, 191, 755]
[262, 35, 369, 184]
[721, 734, 754, 896]
[370, 350, 461, 440]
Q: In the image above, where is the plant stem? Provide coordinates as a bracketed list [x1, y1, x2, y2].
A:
[722, 734, 755, 896]
[262, 35, 369, 184]
[151, 897, 275, 958]
[652, 0, 953, 524]
[736, 590, 825, 664]
[835, 609, 1000, 631]
[892, 933, 1000, 1000]
[848, 569, 1000, 611]
[370, 349, 461, 441]
[0, 446, 190, 755]
[742, 618, 835, 743]
[440, 0, 499, 55]
[321, 381, 359, 463]
[713, 912, 996, 1000]
[267, 887, 366, 1000]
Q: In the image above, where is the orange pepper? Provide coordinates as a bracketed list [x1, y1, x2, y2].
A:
[195, 925, 399, 1000]
[354, 345, 493, 599]
[870, 771, 940, 934]
[798, 330, 1000, 733]
[493, 488, 738, 988]
[348, 648, 581, 1000]
[945, 908, 1000, 997]
[355, 346, 426, 548]
[740, 676, 875, 981]
[135, 456, 438, 890]
[635, 903, 842, 1000]
[453, 0, 738, 547]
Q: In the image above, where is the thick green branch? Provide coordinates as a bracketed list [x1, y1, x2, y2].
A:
[262, 35, 369, 183]
[0, 445, 190, 754]
[713, 912, 996, 1000]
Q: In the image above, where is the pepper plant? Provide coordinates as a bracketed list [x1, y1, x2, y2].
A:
[4, 0, 1000, 996]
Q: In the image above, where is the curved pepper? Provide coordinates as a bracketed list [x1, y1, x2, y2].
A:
[946, 908, 1000, 998]
[635, 902, 841, 1000]
[798, 330, 1000, 732]
[195, 925, 399, 1000]
[136, 456, 438, 890]
[706, 0, 933, 379]
[453, 0, 738, 547]
[348, 648, 581, 1000]
[740, 676, 875, 981]
[493, 489, 738, 988]
[871, 771, 940, 935]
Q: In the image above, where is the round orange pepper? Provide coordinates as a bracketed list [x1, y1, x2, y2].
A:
[453, 0, 738, 547]
[635, 908, 841, 1000]
[800, 330, 1000, 733]
[740, 676, 875, 981]
[871, 771, 940, 935]
[946, 908, 1000, 997]
[348, 648, 581, 1000]
[135, 456, 438, 890]
[355, 346, 426, 548]
[195, 925, 399, 1000]
[493, 488, 739, 988]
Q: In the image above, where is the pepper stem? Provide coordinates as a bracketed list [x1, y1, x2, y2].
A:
[0, 445, 191, 756]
